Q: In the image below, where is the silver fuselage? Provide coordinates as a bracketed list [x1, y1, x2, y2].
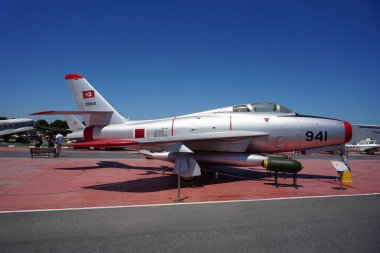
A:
[0, 118, 34, 131]
[85, 112, 348, 153]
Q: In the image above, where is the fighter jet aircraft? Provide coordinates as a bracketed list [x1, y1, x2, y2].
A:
[0, 118, 35, 142]
[32, 73, 352, 179]
[346, 138, 380, 155]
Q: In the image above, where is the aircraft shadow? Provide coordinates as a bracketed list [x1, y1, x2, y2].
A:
[55, 161, 170, 174]
[204, 166, 336, 180]
[82, 164, 336, 193]
[84, 172, 248, 193]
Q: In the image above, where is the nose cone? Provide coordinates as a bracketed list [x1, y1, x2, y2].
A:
[343, 121, 352, 143]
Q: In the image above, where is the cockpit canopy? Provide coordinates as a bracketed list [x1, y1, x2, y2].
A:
[191, 102, 295, 116]
[232, 103, 294, 114]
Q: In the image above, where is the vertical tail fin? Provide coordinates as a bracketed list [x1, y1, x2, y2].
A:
[65, 115, 85, 132]
[65, 74, 127, 125]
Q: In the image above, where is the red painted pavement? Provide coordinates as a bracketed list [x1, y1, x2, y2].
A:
[0, 155, 379, 211]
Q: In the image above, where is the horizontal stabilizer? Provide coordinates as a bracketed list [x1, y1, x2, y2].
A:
[31, 110, 113, 115]
[31, 110, 116, 126]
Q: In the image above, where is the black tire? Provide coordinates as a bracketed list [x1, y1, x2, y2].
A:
[181, 176, 194, 182]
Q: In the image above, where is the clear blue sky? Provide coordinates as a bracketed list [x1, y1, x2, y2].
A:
[0, 0, 379, 124]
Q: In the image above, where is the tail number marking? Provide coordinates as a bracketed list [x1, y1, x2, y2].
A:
[306, 131, 327, 141]
[85, 102, 97, 107]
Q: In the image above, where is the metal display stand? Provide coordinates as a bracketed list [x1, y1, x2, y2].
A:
[174, 161, 183, 203]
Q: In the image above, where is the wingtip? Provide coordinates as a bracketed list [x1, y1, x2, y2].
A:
[65, 73, 84, 80]
[30, 111, 55, 115]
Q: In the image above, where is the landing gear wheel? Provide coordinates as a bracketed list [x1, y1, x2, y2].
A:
[180, 176, 194, 182]
[180, 176, 195, 187]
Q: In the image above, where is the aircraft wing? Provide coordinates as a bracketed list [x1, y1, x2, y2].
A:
[0, 126, 35, 136]
[69, 131, 268, 151]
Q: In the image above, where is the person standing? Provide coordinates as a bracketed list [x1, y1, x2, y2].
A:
[55, 133, 64, 156]
[47, 136, 55, 148]
[35, 136, 43, 147]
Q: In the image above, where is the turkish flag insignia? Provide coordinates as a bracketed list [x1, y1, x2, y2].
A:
[82, 90, 95, 99]
[264, 118, 270, 122]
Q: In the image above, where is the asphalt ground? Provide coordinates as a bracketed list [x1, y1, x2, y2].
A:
[0, 194, 379, 253]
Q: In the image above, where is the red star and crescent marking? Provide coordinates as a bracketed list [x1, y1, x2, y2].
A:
[82, 90, 95, 99]
[264, 118, 270, 122]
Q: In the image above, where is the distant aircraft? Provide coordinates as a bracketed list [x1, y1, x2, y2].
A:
[346, 138, 380, 155]
[65, 115, 85, 142]
[0, 118, 35, 142]
[32, 73, 352, 180]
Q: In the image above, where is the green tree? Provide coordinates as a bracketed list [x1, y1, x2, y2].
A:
[50, 120, 69, 129]
[36, 119, 49, 127]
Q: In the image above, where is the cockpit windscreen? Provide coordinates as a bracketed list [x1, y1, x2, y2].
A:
[232, 102, 294, 114]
